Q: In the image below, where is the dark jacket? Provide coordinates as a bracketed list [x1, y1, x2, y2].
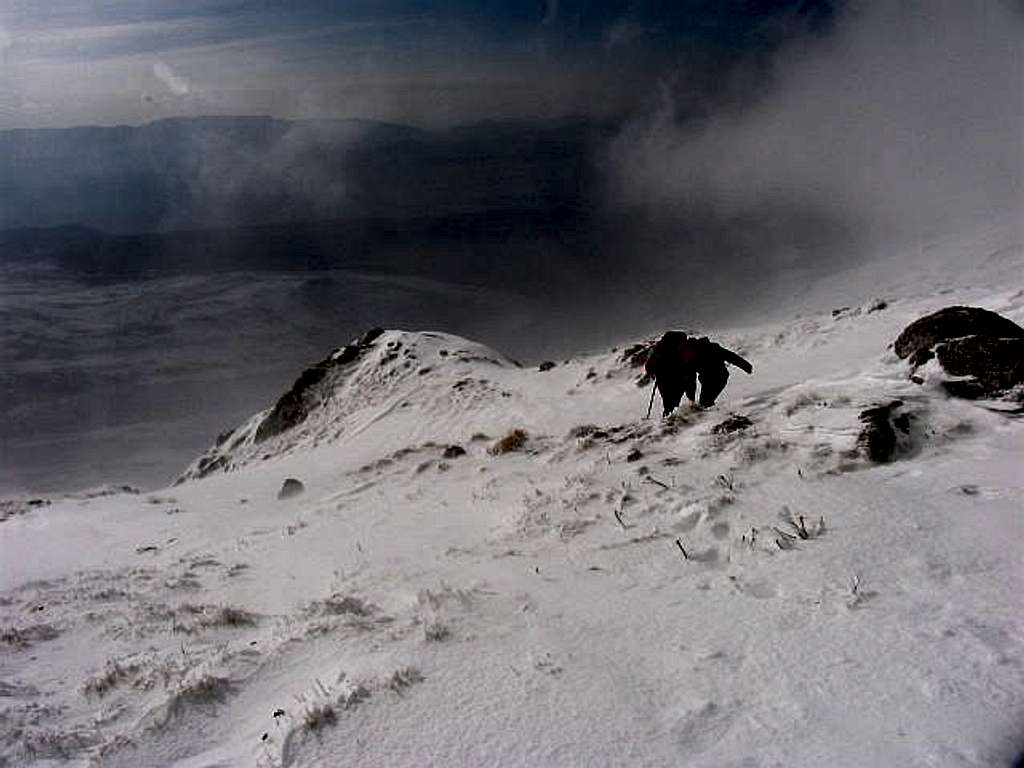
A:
[645, 332, 752, 412]
[644, 334, 752, 378]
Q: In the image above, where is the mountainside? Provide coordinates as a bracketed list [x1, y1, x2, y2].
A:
[2, 236, 1022, 765]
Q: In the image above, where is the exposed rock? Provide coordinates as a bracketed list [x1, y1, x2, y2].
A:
[856, 400, 911, 463]
[255, 327, 384, 443]
[894, 306, 1023, 360]
[620, 340, 655, 369]
[935, 336, 1024, 399]
[538, 361, 556, 372]
[712, 414, 753, 435]
[894, 307, 1024, 399]
[278, 478, 305, 499]
[0, 498, 51, 524]
[625, 449, 643, 462]
[442, 445, 467, 459]
[72, 485, 141, 498]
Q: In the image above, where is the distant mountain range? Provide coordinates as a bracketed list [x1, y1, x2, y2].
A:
[0, 115, 609, 234]
[0, 206, 594, 298]
[0, 113, 861, 329]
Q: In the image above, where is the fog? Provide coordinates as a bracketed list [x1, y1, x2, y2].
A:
[609, 0, 1023, 293]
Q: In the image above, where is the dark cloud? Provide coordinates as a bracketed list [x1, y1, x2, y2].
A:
[608, 0, 1023, 271]
[1, 0, 839, 128]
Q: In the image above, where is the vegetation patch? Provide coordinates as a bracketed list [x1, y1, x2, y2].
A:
[489, 429, 529, 455]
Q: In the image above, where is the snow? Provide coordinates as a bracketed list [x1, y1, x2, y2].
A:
[1, 222, 1023, 767]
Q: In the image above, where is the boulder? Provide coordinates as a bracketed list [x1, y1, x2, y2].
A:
[935, 336, 1024, 399]
[894, 306, 1024, 399]
[894, 306, 1023, 360]
[442, 444, 467, 459]
[278, 478, 305, 499]
[856, 401, 911, 463]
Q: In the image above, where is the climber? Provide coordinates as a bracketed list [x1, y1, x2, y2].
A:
[644, 332, 753, 415]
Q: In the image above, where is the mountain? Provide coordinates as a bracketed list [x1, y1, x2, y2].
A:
[1, 229, 1022, 765]
[0, 116, 606, 234]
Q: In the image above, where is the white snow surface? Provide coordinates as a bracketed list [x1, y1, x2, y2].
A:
[2, 225, 1023, 767]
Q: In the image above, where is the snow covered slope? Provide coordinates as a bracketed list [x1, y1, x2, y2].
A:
[2, 229, 1023, 767]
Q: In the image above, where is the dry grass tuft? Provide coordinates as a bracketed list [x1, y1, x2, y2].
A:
[206, 605, 258, 627]
[423, 620, 451, 642]
[302, 702, 337, 731]
[83, 659, 143, 698]
[387, 667, 425, 693]
[489, 429, 529, 455]
[307, 594, 373, 617]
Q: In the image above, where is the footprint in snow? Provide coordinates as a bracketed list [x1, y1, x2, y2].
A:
[666, 699, 739, 755]
[729, 577, 779, 599]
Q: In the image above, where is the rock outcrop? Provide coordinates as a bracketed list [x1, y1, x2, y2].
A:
[856, 401, 913, 463]
[255, 328, 385, 443]
[894, 306, 1024, 399]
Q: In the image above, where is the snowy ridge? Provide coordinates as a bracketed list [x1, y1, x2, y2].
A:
[179, 329, 517, 482]
[2, 238, 1023, 766]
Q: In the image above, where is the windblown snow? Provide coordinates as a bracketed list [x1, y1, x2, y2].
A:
[2, 223, 1022, 767]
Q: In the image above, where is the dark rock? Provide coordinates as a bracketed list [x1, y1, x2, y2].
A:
[856, 400, 908, 462]
[626, 449, 643, 462]
[866, 299, 888, 313]
[195, 454, 227, 477]
[538, 361, 556, 372]
[254, 365, 327, 443]
[712, 415, 753, 435]
[894, 306, 1023, 360]
[935, 336, 1024, 397]
[442, 444, 467, 459]
[255, 328, 384, 443]
[278, 478, 305, 500]
[895, 306, 1024, 400]
[1, 499, 50, 523]
[359, 327, 386, 346]
[908, 347, 935, 368]
[620, 341, 655, 369]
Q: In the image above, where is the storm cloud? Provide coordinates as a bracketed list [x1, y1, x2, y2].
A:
[609, 1, 1023, 252]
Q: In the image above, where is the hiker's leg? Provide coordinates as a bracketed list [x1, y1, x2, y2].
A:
[698, 367, 729, 407]
[659, 380, 683, 416]
[683, 372, 697, 404]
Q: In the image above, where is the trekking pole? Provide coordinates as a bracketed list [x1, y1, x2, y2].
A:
[645, 378, 657, 419]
